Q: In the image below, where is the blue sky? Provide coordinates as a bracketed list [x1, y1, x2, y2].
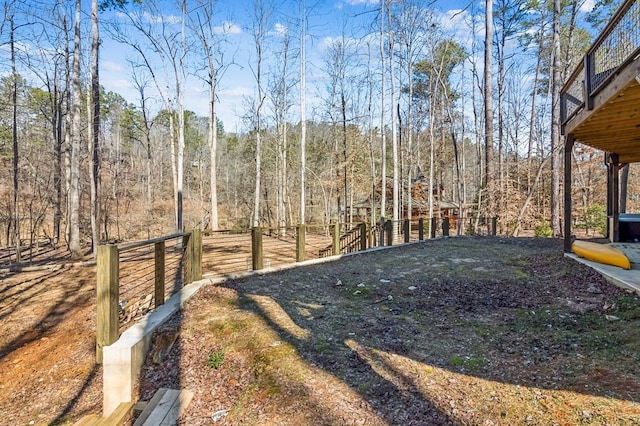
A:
[6, 0, 596, 133]
[97, 0, 490, 132]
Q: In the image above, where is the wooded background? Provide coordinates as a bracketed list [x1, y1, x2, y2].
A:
[0, 0, 638, 261]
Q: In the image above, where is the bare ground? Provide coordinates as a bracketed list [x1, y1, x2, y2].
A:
[1, 237, 640, 425]
[0, 260, 102, 425]
[137, 237, 640, 425]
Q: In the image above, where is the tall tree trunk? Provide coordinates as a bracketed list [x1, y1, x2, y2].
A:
[252, 0, 268, 228]
[620, 164, 629, 214]
[53, 79, 63, 245]
[550, 0, 562, 236]
[484, 0, 495, 222]
[387, 0, 399, 237]
[341, 92, 348, 224]
[176, 0, 186, 233]
[10, 14, 20, 262]
[300, 0, 306, 224]
[496, 29, 505, 234]
[527, 30, 543, 189]
[69, 0, 82, 258]
[209, 78, 219, 230]
[379, 0, 387, 234]
[89, 0, 100, 253]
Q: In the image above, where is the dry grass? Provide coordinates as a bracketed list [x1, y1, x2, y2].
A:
[137, 237, 640, 425]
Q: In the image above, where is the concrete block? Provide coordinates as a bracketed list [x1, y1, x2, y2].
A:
[102, 280, 207, 416]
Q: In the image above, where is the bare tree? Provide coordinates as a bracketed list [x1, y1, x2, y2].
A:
[190, 0, 233, 231]
[68, 0, 82, 258]
[106, 0, 190, 233]
[299, 0, 306, 224]
[550, 0, 561, 236]
[8, 4, 20, 261]
[89, 0, 100, 253]
[267, 21, 293, 232]
[386, 0, 399, 234]
[484, 0, 495, 222]
[379, 0, 387, 233]
[249, 0, 271, 227]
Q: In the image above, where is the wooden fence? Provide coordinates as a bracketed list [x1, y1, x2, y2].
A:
[95, 217, 497, 362]
[96, 229, 202, 362]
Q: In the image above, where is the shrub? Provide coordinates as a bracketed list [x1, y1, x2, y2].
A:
[534, 222, 553, 238]
[584, 203, 607, 236]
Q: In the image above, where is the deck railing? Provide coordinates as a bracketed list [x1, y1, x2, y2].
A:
[561, 0, 640, 125]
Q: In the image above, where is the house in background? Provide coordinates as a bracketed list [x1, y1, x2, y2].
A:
[351, 175, 459, 225]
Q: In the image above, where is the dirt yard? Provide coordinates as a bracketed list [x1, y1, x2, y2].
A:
[1, 237, 640, 425]
[137, 237, 640, 425]
[0, 260, 102, 425]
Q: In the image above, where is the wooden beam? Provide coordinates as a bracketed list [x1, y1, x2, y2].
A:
[96, 245, 119, 363]
[610, 153, 620, 242]
[296, 224, 305, 262]
[154, 241, 165, 308]
[564, 134, 575, 253]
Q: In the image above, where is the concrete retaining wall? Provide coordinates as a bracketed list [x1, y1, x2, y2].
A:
[102, 280, 207, 416]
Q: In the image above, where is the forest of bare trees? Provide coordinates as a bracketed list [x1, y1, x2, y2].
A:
[0, 0, 638, 261]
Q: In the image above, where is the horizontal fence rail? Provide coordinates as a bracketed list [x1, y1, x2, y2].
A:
[96, 229, 202, 363]
[96, 216, 500, 361]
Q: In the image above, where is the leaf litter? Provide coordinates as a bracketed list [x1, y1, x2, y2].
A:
[136, 237, 640, 425]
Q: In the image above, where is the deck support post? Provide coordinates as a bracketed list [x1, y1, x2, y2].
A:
[564, 134, 575, 252]
[607, 153, 620, 242]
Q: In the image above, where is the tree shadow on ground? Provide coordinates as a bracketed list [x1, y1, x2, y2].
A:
[213, 238, 640, 423]
[0, 265, 93, 359]
[137, 237, 640, 424]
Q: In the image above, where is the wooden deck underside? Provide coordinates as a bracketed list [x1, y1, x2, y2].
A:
[565, 55, 640, 164]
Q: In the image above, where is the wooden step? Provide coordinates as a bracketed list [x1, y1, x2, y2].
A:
[72, 401, 134, 426]
[133, 388, 194, 426]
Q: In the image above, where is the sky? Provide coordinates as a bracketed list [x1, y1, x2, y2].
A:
[4, 0, 600, 133]
[97, 0, 489, 133]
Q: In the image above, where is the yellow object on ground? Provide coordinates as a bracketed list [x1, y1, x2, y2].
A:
[572, 240, 631, 270]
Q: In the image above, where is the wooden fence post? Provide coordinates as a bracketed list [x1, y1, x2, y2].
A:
[359, 222, 367, 251]
[443, 217, 450, 237]
[332, 222, 340, 256]
[296, 224, 306, 262]
[96, 244, 119, 364]
[183, 233, 193, 284]
[385, 220, 393, 246]
[154, 241, 165, 309]
[430, 217, 436, 239]
[192, 228, 202, 281]
[418, 218, 424, 240]
[252, 227, 264, 270]
[403, 219, 410, 243]
[492, 217, 498, 236]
